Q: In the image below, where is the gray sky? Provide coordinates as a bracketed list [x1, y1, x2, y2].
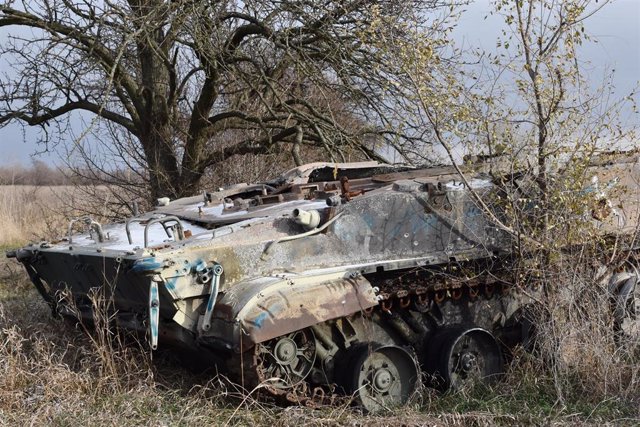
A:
[0, 0, 638, 166]
[455, 0, 640, 105]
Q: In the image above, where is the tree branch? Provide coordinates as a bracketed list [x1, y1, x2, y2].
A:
[0, 100, 136, 133]
[0, 6, 142, 112]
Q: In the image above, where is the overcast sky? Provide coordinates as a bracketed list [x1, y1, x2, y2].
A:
[0, 0, 638, 166]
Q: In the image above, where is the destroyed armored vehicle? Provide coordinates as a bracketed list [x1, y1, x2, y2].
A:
[8, 156, 640, 411]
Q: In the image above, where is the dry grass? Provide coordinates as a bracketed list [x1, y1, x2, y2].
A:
[525, 255, 640, 417]
[0, 185, 123, 247]
[0, 185, 639, 425]
[0, 186, 65, 246]
[0, 185, 100, 246]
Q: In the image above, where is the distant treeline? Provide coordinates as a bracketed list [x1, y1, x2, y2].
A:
[0, 161, 106, 186]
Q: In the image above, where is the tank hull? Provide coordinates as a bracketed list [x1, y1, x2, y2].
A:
[8, 155, 640, 410]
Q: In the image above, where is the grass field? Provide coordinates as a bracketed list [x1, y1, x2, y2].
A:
[0, 185, 638, 426]
[0, 185, 63, 246]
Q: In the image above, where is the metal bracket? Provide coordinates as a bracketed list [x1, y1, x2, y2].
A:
[201, 264, 223, 332]
[149, 280, 160, 350]
[423, 183, 452, 212]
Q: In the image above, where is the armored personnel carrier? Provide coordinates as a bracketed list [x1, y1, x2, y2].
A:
[7, 155, 640, 411]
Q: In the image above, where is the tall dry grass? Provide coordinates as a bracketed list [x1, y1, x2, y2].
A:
[527, 254, 640, 406]
[0, 185, 122, 247]
[0, 186, 64, 246]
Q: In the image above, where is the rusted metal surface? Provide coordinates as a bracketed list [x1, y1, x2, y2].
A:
[339, 176, 364, 201]
[206, 273, 378, 349]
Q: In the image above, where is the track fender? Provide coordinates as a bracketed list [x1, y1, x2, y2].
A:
[207, 272, 378, 348]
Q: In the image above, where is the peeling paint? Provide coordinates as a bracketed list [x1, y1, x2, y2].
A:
[131, 257, 163, 273]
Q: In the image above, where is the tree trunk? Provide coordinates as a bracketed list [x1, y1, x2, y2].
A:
[139, 128, 180, 201]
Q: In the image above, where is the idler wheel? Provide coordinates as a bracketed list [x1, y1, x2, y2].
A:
[343, 344, 419, 413]
[426, 327, 503, 391]
[255, 329, 316, 389]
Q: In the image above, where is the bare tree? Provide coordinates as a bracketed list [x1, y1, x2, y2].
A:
[380, 0, 640, 405]
[0, 0, 456, 201]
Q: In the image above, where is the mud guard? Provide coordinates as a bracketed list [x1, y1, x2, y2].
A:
[204, 272, 379, 350]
